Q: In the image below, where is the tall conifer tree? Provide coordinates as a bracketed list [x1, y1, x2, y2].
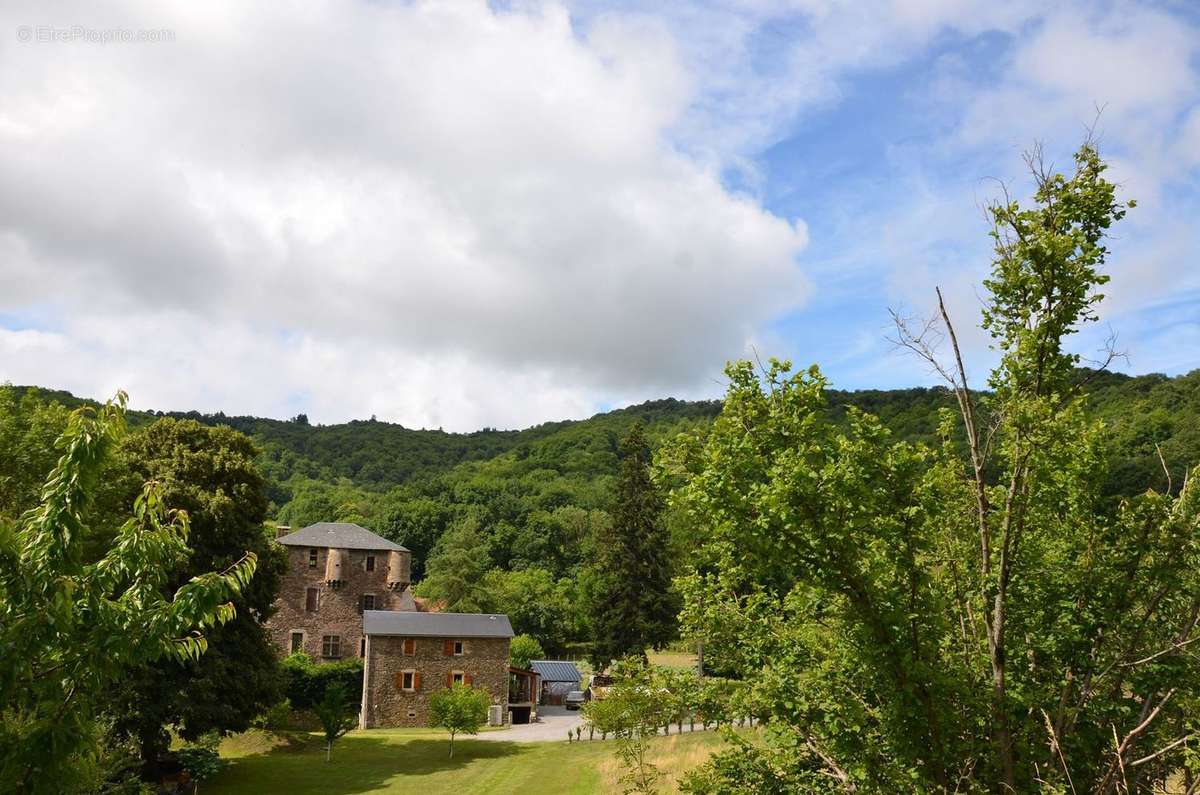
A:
[588, 422, 675, 669]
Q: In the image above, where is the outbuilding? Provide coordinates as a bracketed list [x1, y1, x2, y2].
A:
[529, 660, 583, 706]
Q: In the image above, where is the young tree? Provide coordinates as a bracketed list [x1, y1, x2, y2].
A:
[509, 634, 545, 670]
[104, 418, 286, 776]
[0, 395, 257, 793]
[582, 659, 672, 794]
[586, 423, 676, 669]
[428, 684, 490, 758]
[415, 516, 493, 612]
[312, 682, 358, 762]
[670, 142, 1200, 791]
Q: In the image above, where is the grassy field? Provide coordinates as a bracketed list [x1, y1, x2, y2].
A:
[207, 727, 729, 794]
[646, 649, 699, 670]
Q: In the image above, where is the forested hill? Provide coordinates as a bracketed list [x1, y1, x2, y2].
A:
[9, 367, 1200, 572]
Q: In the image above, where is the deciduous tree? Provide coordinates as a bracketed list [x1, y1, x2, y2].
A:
[0, 395, 256, 793]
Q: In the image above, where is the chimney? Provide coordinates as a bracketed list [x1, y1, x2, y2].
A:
[275, 525, 292, 539]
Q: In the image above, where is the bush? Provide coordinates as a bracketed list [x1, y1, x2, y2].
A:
[281, 653, 363, 711]
[177, 733, 228, 783]
[252, 698, 294, 732]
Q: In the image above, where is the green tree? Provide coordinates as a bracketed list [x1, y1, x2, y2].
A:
[671, 142, 1200, 791]
[103, 418, 286, 776]
[582, 659, 672, 794]
[0, 395, 257, 793]
[428, 684, 490, 757]
[312, 682, 358, 762]
[415, 516, 493, 612]
[481, 567, 573, 651]
[586, 423, 675, 669]
[509, 634, 545, 670]
[0, 386, 70, 522]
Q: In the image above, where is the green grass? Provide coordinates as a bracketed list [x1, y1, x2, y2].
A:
[208, 728, 729, 794]
[647, 649, 699, 671]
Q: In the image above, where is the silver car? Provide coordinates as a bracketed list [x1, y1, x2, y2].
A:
[564, 690, 586, 710]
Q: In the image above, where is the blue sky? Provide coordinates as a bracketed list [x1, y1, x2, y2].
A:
[0, 1, 1197, 428]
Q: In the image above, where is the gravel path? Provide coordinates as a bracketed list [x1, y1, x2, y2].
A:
[476, 706, 713, 743]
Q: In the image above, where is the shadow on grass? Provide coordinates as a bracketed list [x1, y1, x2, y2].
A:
[209, 734, 533, 795]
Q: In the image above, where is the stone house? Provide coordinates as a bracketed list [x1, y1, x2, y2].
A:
[360, 610, 514, 728]
[268, 522, 414, 661]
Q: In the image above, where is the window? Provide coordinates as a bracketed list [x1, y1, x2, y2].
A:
[454, 641, 464, 656]
[360, 637, 366, 657]
[452, 671, 465, 686]
[305, 587, 319, 612]
[290, 632, 304, 654]
[403, 638, 415, 656]
[308, 548, 318, 568]
[362, 594, 376, 611]
[366, 554, 375, 572]
[321, 635, 341, 658]
[394, 670, 420, 692]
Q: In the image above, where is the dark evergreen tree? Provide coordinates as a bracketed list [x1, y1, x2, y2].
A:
[587, 422, 675, 669]
[103, 418, 286, 778]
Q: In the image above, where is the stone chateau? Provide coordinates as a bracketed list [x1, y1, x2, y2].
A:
[267, 522, 516, 728]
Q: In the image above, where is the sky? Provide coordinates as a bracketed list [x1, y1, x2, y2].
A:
[1, 0, 1197, 431]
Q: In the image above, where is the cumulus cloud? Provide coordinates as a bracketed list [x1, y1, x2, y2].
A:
[0, 1, 808, 428]
[2, 0, 1196, 427]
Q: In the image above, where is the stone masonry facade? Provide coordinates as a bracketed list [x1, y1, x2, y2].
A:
[361, 635, 511, 728]
[269, 545, 403, 661]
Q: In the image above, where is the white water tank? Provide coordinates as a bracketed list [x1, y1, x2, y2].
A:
[488, 705, 504, 727]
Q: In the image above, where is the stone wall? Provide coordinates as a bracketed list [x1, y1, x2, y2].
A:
[267, 545, 403, 660]
[361, 635, 511, 728]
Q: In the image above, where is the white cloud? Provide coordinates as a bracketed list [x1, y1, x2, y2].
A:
[0, 0, 809, 428]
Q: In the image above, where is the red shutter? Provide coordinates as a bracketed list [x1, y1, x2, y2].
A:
[404, 638, 415, 655]
[413, 671, 421, 691]
[463, 673, 472, 686]
[394, 672, 404, 691]
[443, 639, 454, 657]
[445, 671, 453, 688]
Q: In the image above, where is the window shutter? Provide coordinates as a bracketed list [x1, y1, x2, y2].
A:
[357, 595, 364, 615]
[413, 671, 421, 691]
[446, 671, 453, 688]
[394, 671, 404, 691]
[443, 639, 454, 657]
[463, 673, 472, 686]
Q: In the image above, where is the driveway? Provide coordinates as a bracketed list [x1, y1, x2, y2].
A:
[477, 705, 713, 743]
[476, 706, 584, 743]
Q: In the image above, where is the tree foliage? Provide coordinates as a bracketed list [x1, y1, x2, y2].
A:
[670, 143, 1200, 791]
[0, 395, 257, 793]
[312, 682, 357, 762]
[587, 423, 677, 669]
[509, 634, 545, 671]
[428, 684, 490, 757]
[102, 418, 286, 774]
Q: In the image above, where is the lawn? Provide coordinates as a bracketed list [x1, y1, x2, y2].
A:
[207, 727, 730, 794]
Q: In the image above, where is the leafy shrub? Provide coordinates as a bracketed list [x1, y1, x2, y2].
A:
[252, 698, 294, 732]
[177, 734, 227, 782]
[281, 653, 363, 711]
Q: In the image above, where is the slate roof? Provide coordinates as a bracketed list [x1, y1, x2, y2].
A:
[529, 660, 582, 683]
[363, 611, 514, 638]
[276, 522, 407, 552]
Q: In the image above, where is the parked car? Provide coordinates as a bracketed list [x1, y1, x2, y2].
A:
[564, 690, 587, 710]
